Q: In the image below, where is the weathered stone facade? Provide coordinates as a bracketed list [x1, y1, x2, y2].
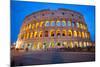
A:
[16, 8, 93, 50]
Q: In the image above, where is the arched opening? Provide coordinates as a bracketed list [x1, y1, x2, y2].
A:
[29, 32, 33, 38]
[56, 30, 61, 37]
[27, 43, 32, 49]
[21, 44, 24, 49]
[51, 21, 55, 26]
[39, 31, 43, 37]
[68, 30, 72, 37]
[78, 31, 81, 37]
[79, 42, 82, 48]
[74, 31, 77, 37]
[38, 42, 43, 49]
[82, 32, 85, 38]
[45, 21, 50, 26]
[76, 22, 79, 28]
[33, 43, 37, 49]
[62, 30, 66, 36]
[67, 20, 71, 26]
[83, 42, 86, 47]
[32, 24, 34, 29]
[69, 41, 73, 48]
[43, 42, 47, 49]
[34, 31, 38, 37]
[56, 21, 61, 26]
[50, 42, 55, 48]
[50, 30, 55, 37]
[28, 23, 32, 29]
[63, 42, 68, 48]
[57, 42, 61, 46]
[40, 21, 43, 27]
[36, 23, 39, 28]
[26, 32, 29, 39]
[62, 20, 66, 26]
[74, 41, 78, 48]
[80, 23, 83, 29]
[21, 34, 24, 40]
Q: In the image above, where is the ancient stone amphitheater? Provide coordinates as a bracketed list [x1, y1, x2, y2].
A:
[16, 8, 93, 50]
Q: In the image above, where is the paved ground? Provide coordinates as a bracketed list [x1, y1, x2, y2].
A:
[11, 50, 95, 66]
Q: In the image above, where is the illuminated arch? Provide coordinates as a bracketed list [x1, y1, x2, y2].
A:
[50, 30, 55, 37]
[38, 42, 43, 49]
[40, 21, 43, 27]
[74, 31, 77, 37]
[63, 42, 68, 48]
[67, 20, 71, 26]
[39, 31, 43, 37]
[51, 21, 55, 26]
[76, 22, 79, 28]
[45, 21, 50, 26]
[78, 31, 81, 37]
[87, 42, 89, 46]
[56, 20, 61, 26]
[32, 24, 34, 29]
[83, 42, 86, 47]
[82, 32, 85, 38]
[69, 41, 73, 48]
[62, 20, 66, 26]
[79, 41, 82, 47]
[26, 32, 29, 39]
[56, 30, 61, 37]
[33, 42, 37, 49]
[68, 30, 72, 37]
[28, 23, 32, 29]
[74, 41, 78, 47]
[50, 42, 55, 48]
[36, 23, 39, 28]
[30, 32, 33, 38]
[34, 31, 38, 37]
[62, 30, 66, 36]
[80, 23, 83, 29]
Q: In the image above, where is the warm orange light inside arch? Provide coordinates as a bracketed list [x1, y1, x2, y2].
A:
[39, 31, 43, 37]
[29, 23, 32, 29]
[62, 30, 66, 36]
[27, 32, 29, 39]
[82, 32, 85, 38]
[40, 21, 43, 27]
[36, 23, 39, 28]
[68, 30, 72, 36]
[78, 31, 81, 37]
[34, 31, 37, 37]
[74, 31, 77, 37]
[30, 32, 33, 38]
[50, 30, 55, 37]
[56, 30, 61, 37]
[32, 24, 34, 29]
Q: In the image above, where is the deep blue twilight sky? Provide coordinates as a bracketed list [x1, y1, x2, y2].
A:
[11, 1, 95, 43]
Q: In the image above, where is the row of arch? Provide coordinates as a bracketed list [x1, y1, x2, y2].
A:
[22, 20, 87, 31]
[20, 41, 92, 50]
[19, 29, 90, 40]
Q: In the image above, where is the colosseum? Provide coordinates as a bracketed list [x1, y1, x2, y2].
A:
[15, 8, 93, 50]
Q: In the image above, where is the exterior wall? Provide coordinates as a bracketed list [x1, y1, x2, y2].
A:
[16, 8, 93, 50]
